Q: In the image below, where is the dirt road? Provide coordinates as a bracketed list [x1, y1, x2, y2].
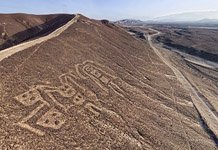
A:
[0, 14, 80, 62]
[147, 28, 218, 139]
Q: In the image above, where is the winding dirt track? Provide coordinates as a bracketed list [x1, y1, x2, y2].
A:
[0, 14, 80, 62]
[147, 28, 218, 138]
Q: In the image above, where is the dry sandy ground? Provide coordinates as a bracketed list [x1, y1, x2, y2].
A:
[0, 14, 79, 61]
[0, 14, 217, 149]
[184, 58, 217, 69]
[148, 29, 218, 139]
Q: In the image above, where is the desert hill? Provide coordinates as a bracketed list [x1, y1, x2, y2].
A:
[0, 13, 74, 50]
[0, 14, 217, 149]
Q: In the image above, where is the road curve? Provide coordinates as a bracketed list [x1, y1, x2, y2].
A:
[0, 14, 80, 62]
[147, 28, 218, 139]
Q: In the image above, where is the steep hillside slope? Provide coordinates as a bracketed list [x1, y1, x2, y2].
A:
[0, 14, 216, 149]
[0, 13, 74, 50]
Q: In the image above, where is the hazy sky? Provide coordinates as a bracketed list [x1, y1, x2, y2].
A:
[0, 0, 218, 20]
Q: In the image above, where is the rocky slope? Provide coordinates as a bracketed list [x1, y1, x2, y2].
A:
[0, 13, 74, 50]
[0, 14, 217, 149]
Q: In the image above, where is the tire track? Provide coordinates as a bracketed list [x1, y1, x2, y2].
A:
[144, 32, 191, 149]
[147, 28, 218, 144]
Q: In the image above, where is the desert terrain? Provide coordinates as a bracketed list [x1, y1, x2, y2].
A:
[0, 14, 217, 149]
[0, 13, 74, 50]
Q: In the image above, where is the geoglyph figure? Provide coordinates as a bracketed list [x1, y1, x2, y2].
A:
[14, 65, 103, 136]
[14, 60, 137, 137]
[36, 107, 66, 130]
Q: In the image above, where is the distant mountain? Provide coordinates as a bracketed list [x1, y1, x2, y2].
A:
[153, 11, 218, 23]
[196, 18, 218, 24]
[116, 11, 218, 26]
[114, 19, 146, 26]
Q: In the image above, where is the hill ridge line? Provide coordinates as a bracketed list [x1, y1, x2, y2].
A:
[0, 14, 80, 62]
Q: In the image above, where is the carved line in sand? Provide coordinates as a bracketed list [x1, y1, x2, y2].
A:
[14, 72, 102, 136]
[75, 60, 143, 99]
[76, 61, 126, 96]
[75, 61, 114, 93]
[14, 60, 144, 144]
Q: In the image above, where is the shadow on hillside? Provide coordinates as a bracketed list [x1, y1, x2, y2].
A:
[156, 36, 218, 63]
[0, 14, 75, 50]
